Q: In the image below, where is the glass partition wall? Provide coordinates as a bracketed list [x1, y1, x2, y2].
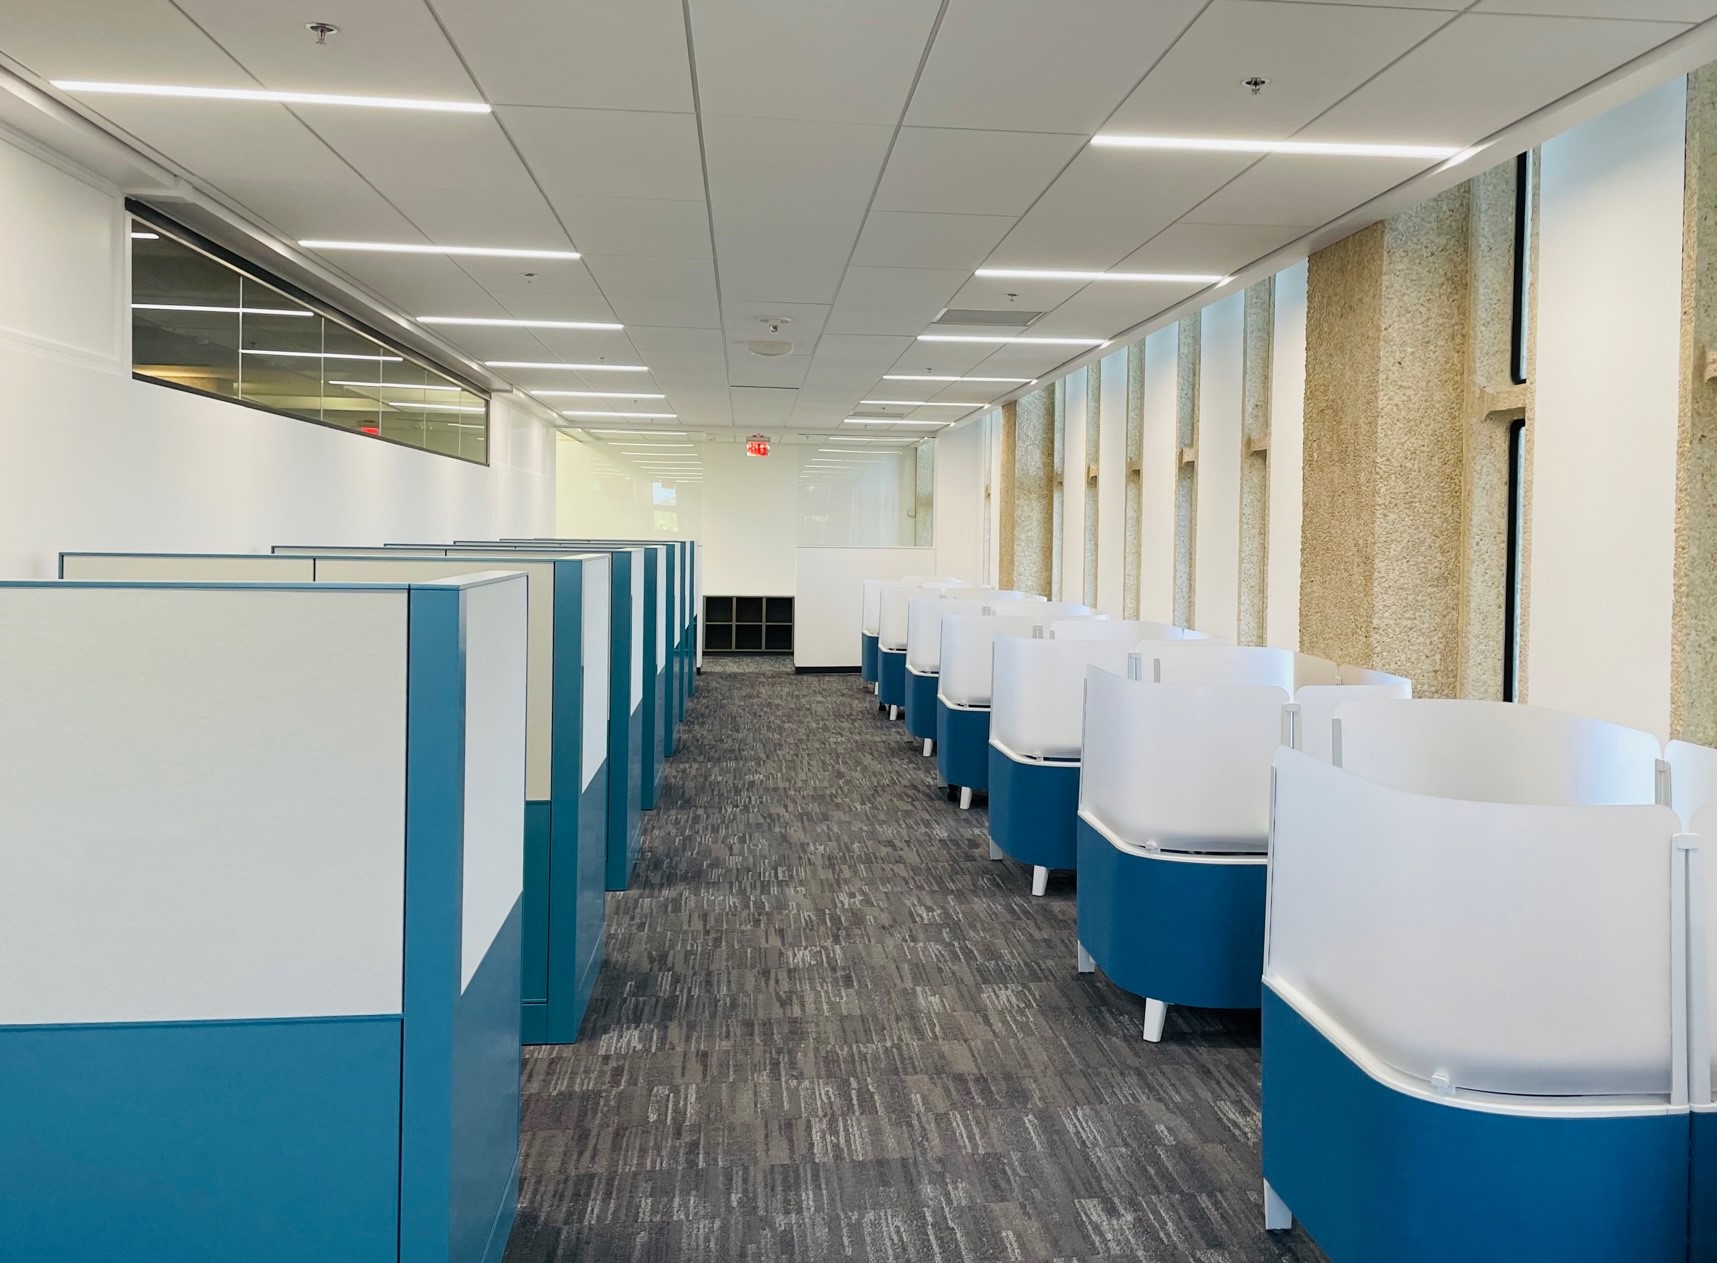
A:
[129, 213, 488, 463]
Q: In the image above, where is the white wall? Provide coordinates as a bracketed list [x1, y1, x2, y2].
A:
[1267, 261, 1308, 651]
[1095, 349, 1128, 615]
[1527, 78, 1686, 739]
[1139, 323, 1181, 622]
[1194, 292, 1245, 639]
[0, 131, 555, 579]
[933, 419, 983, 582]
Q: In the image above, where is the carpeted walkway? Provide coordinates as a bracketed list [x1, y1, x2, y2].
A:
[504, 658, 1326, 1263]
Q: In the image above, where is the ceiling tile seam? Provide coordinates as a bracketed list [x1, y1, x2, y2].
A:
[967, 0, 1487, 387]
[681, 0, 735, 426]
[422, 0, 668, 411]
[786, 0, 952, 430]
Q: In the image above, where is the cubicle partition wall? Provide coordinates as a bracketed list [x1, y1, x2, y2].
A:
[902, 591, 1042, 747]
[0, 574, 527, 1263]
[876, 579, 970, 716]
[63, 550, 612, 1045]
[792, 549, 938, 674]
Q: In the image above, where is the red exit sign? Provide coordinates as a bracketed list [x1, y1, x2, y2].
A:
[746, 435, 770, 457]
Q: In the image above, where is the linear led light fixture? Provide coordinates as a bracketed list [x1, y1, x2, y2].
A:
[975, 268, 1225, 284]
[1089, 134, 1460, 160]
[133, 302, 311, 317]
[240, 349, 402, 361]
[916, 334, 1107, 346]
[413, 403, 485, 413]
[586, 428, 686, 436]
[420, 316, 622, 330]
[329, 380, 462, 391]
[859, 400, 985, 408]
[561, 410, 676, 419]
[883, 374, 1034, 383]
[843, 418, 946, 427]
[52, 81, 491, 113]
[487, 361, 648, 372]
[302, 240, 577, 259]
[532, 390, 665, 399]
[130, 231, 159, 240]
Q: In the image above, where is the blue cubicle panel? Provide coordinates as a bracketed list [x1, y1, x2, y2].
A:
[65, 549, 611, 1047]
[0, 574, 526, 1263]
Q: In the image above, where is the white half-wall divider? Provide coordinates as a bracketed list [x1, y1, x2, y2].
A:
[0, 572, 527, 1263]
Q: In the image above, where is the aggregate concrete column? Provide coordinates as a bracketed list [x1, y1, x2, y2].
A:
[1012, 386, 1055, 597]
[996, 401, 1017, 588]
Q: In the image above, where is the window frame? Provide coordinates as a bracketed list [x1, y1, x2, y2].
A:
[126, 201, 491, 466]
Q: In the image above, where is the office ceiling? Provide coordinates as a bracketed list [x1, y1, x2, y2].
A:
[0, 0, 1709, 436]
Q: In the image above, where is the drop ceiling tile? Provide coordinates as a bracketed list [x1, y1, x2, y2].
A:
[889, 341, 995, 375]
[60, 97, 348, 185]
[907, 0, 1207, 132]
[874, 128, 1084, 216]
[810, 333, 917, 374]
[550, 196, 712, 258]
[500, 106, 706, 200]
[1472, 0, 1716, 18]
[0, 0, 235, 82]
[1115, 222, 1312, 275]
[583, 255, 718, 300]
[460, 258, 605, 300]
[1301, 12, 1688, 147]
[517, 328, 641, 361]
[1029, 284, 1211, 338]
[730, 386, 802, 423]
[728, 356, 810, 388]
[627, 326, 727, 357]
[605, 296, 723, 328]
[718, 255, 851, 306]
[947, 276, 1087, 310]
[1105, 0, 1455, 139]
[827, 266, 969, 335]
[312, 254, 506, 314]
[171, 0, 478, 99]
[851, 212, 1017, 269]
[1188, 153, 1432, 226]
[723, 301, 830, 346]
[431, 0, 694, 112]
[219, 176, 418, 240]
[689, 0, 940, 125]
[384, 182, 570, 252]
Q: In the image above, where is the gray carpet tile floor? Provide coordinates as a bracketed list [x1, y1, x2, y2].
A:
[504, 656, 1328, 1263]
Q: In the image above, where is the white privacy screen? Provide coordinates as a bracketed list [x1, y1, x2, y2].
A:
[1051, 619, 1200, 642]
[61, 553, 314, 582]
[1294, 681, 1413, 763]
[938, 607, 1101, 705]
[459, 578, 529, 993]
[907, 595, 1039, 673]
[1268, 749, 1678, 1097]
[1153, 644, 1338, 690]
[861, 571, 943, 635]
[630, 552, 645, 708]
[314, 556, 554, 803]
[1667, 739, 1717, 826]
[878, 582, 963, 649]
[1333, 699, 1661, 806]
[1079, 671, 1287, 852]
[991, 637, 1135, 759]
[581, 556, 612, 789]
[0, 586, 409, 1024]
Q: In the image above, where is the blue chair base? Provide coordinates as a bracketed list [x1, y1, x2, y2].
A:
[878, 649, 907, 709]
[936, 699, 990, 792]
[1074, 817, 1265, 1010]
[905, 668, 938, 740]
[861, 633, 879, 683]
[1262, 987, 1691, 1263]
[989, 746, 1079, 870]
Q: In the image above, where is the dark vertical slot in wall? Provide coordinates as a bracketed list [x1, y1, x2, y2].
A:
[1503, 418, 1527, 701]
[1510, 151, 1533, 387]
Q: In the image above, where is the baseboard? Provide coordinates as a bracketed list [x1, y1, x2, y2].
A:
[794, 665, 861, 675]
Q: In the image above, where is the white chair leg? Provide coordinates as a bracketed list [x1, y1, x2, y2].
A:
[1263, 1180, 1292, 1232]
[1076, 941, 1095, 974]
[1142, 998, 1168, 1043]
[987, 838, 1002, 860]
[922, 737, 934, 757]
[1031, 866, 1049, 896]
[888, 705, 900, 721]
[960, 786, 974, 810]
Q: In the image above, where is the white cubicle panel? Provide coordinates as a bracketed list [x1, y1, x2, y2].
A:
[582, 559, 612, 790]
[860, 570, 945, 636]
[1268, 749, 1681, 1098]
[1050, 619, 1208, 642]
[60, 553, 315, 582]
[1152, 643, 1338, 689]
[990, 637, 1135, 759]
[877, 580, 970, 651]
[1332, 699, 1662, 806]
[906, 594, 1039, 673]
[1080, 670, 1287, 854]
[938, 606, 1099, 705]
[1667, 740, 1717, 826]
[1294, 678, 1414, 764]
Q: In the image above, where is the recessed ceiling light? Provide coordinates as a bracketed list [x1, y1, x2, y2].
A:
[301, 240, 578, 259]
[975, 268, 1225, 284]
[561, 410, 677, 418]
[240, 349, 402, 361]
[587, 429, 686, 436]
[420, 316, 622, 330]
[53, 80, 491, 112]
[329, 380, 462, 391]
[399, 403, 485, 413]
[883, 375, 1033, 383]
[533, 390, 665, 399]
[130, 231, 159, 240]
[843, 419, 947, 427]
[859, 400, 985, 408]
[133, 302, 311, 317]
[1089, 134, 1460, 160]
[488, 361, 649, 372]
[916, 334, 1107, 346]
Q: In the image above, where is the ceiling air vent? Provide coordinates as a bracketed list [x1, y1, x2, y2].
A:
[932, 308, 1043, 328]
